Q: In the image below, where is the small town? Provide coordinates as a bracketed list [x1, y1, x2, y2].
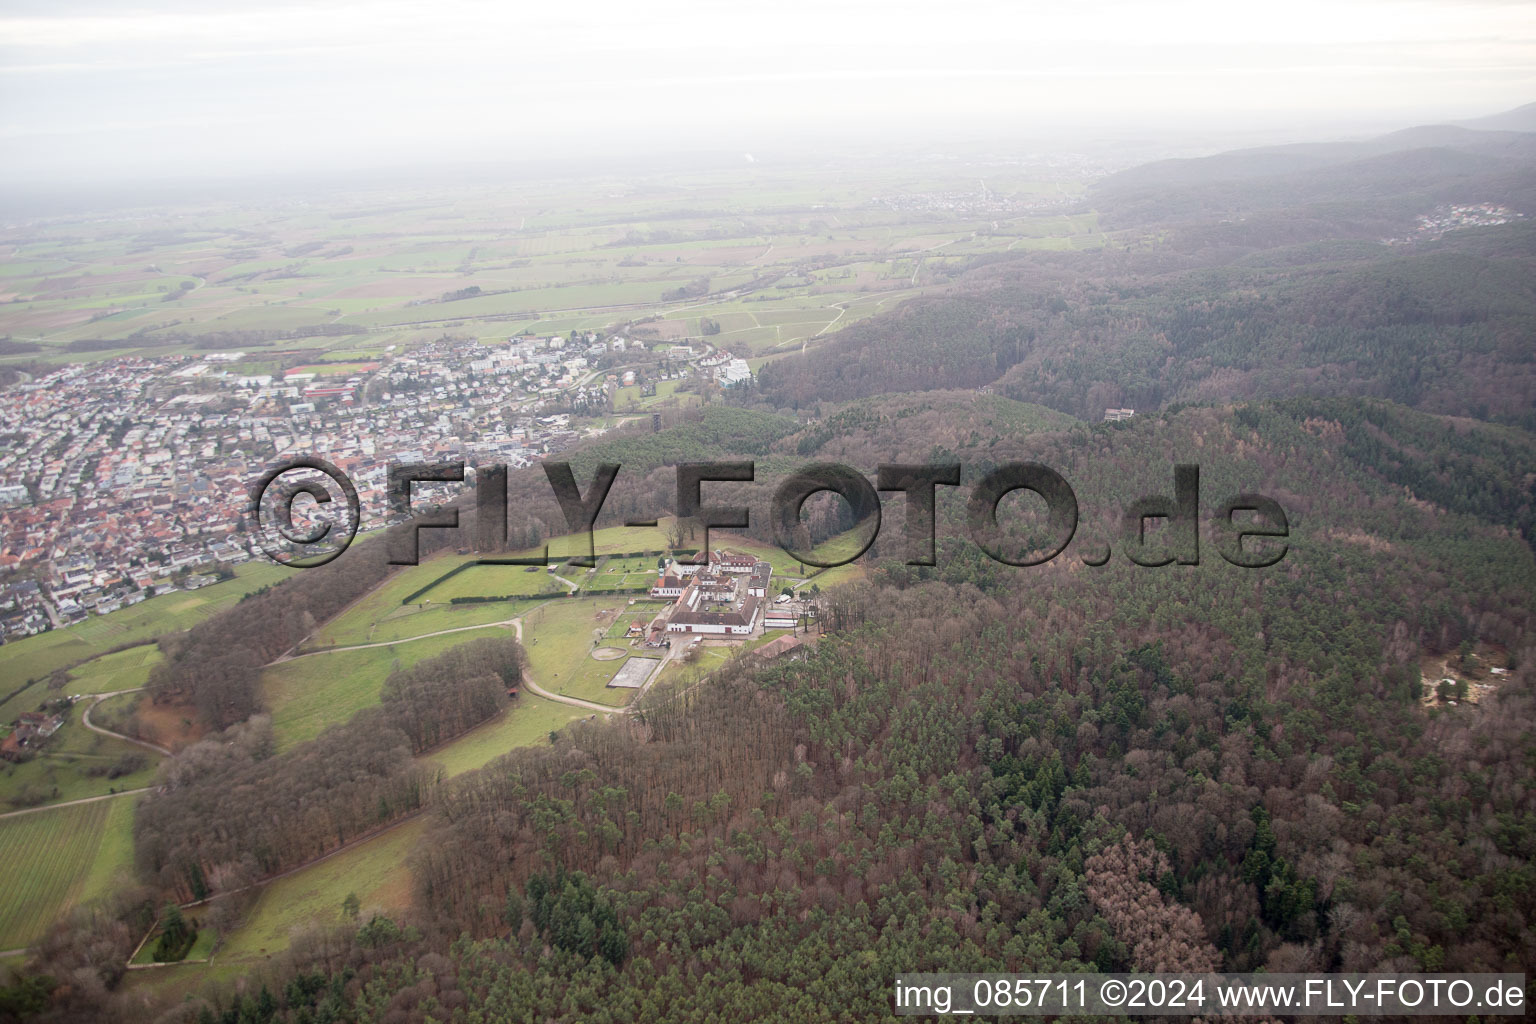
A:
[0, 332, 754, 641]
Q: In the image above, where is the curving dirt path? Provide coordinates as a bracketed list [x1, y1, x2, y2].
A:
[503, 619, 624, 715]
[273, 618, 529, 663]
[80, 688, 172, 756]
[277, 617, 626, 716]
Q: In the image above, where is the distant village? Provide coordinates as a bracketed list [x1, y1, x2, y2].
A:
[1383, 202, 1525, 245]
[0, 332, 758, 642]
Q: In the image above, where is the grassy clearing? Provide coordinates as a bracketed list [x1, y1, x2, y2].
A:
[66, 644, 164, 694]
[0, 795, 136, 949]
[304, 553, 483, 648]
[130, 916, 219, 965]
[262, 630, 515, 752]
[613, 378, 699, 410]
[423, 694, 587, 777]
[309, 549, 572, 650]
[520, 598, 641, 707]
[656, 644, 730, 688]
[545, 521, 674, 564]
[418, 563, 567, 603]
[342, 596, 544, 647]
[655, 629, 798, 689]
[215, 816, 426, 969]
[583, 553, 660, 592]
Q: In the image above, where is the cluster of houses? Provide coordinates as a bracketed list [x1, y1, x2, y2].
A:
[0, 709, 65, 762]
[1384, 202, 1525, 245]
[0, 338, 600, 641]
[0, 325, 750, 643]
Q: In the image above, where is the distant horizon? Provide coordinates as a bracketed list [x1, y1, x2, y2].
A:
[0, 99, 1529, 219]
[2, 0, 1533, 190]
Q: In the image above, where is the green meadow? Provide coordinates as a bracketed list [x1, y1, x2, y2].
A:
[520, 597, 645, 708]
[422, 693, 587, 777]
[262, 629, 520, 752]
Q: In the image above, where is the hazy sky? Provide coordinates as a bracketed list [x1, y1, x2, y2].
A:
[1, 0, 1533, 184]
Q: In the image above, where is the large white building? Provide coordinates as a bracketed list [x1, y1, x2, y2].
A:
[660, 556, 769, 635]
[717, 358, 752, 388]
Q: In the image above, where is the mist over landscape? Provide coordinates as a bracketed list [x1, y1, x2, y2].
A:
[0, 3, 1533, 1022]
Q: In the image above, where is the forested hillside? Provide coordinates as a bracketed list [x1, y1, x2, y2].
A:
[754, 225, 1536, 423]
[22, 398, 1533, 1022]
[752, 121, 1536, 426]
[1091, 124, 1536, 231]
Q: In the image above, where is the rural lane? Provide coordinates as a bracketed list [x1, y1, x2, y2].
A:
[81, 688, 172, 756]
[0, 784, 152, 822]
[275, 616, 626, 716]
[504, 619, 624, 715]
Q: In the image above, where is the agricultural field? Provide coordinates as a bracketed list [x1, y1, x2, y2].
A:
[0, 795, 137, 951]
[0, 167, 1094, 372]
